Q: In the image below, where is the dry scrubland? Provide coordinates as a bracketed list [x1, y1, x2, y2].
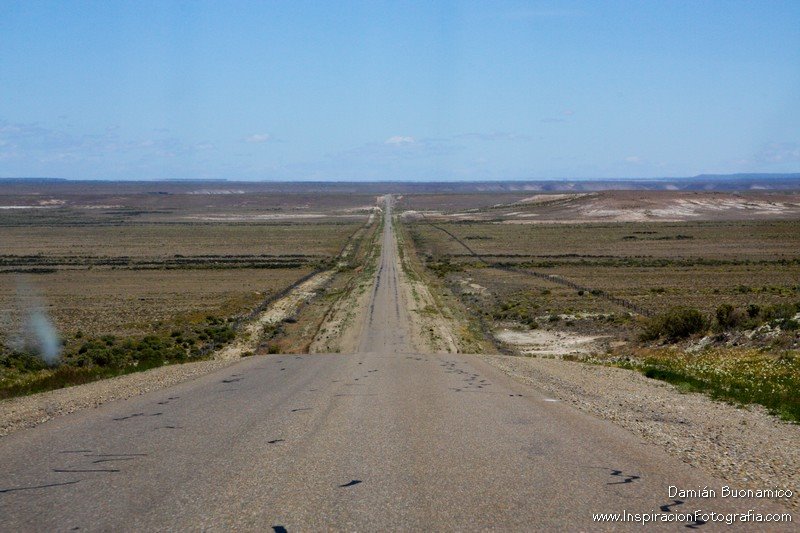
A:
[4, 184, 800, 423]
[399, 191, 800, 421]
[409, 220, 800, 314]
[0, 187, 373, 397]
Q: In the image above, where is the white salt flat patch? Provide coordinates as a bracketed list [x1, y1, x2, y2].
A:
[457, 278, 489, 295]
[495, 328, 607, 356]
[579, 198, 800, 222]
[184, 213, 359, 221]
[0, 205, 57, 209]
[187, 189, 246, 195]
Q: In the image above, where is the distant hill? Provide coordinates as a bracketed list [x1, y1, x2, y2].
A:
[0, 177, 69, 183]
[1, 173, 799, 194]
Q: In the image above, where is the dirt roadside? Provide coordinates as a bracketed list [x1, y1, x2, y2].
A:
[310, 197, 465, 354]
[392, 212, 495, 354]
[308, 209, 383, 353]
[216, 269, 336, 359]
[307, 269, 374, 353]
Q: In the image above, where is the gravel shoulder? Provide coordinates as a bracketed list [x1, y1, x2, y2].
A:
[0, 358, 237, 437]
[480, 353, 800, 510]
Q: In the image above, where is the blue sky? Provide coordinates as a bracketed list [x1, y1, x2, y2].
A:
[1, 0, 799, 181]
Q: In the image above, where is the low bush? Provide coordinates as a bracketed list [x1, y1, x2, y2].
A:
[490, 299, 539, 326]
[759, 302, 800, 323]
[641, 307, 707, 342]
[0, 351, 49, 372]
[426, 258, 463, 277]
[715, 303, 745, 330]
[1, 315, 240, 399]
[713, 302, 800, 331]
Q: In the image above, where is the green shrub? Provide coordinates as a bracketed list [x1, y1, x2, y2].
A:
[760, 302, 799, 322]
[2, 312, 242, 399]
[426, 258, 463, 277]
[0, 351, 49, 372]
[641, 307, 707, 342]
[715, 303, 745, 330]
[100, 334, 116, 346]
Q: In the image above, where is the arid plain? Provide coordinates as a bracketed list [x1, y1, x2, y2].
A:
[1, 180, 798, 528]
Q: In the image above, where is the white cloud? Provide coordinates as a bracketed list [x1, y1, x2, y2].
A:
[0, 119, 217, 171]
[455, 132, 530, 141]
[625, 156, 642, 163]
[502, 8, 587, 20]
[541, 110, 575, 123]
[756, 142, 800, 163]
[245, 133, 273, 143]
[385, 135, 415, 145]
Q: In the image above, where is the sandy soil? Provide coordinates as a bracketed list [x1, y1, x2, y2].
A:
[505, 193, 593, 206]
[216, 270, 335, 360]
[495, 328, 608, 356]
[228, 206, 380, 355]
[578, 197, 800, 222]
[185, 213, 350, 221]
[307, 277, 372, 353]
[395, 230, 461, 354]
[399, 256, 460, 354]
[456, 278, 489, 296]
[308, 252, 378, 354]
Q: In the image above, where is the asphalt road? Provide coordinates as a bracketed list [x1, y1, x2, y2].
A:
[0, 199, 793, 531]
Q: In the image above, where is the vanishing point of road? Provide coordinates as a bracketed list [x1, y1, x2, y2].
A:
[0, 198, 792, 531]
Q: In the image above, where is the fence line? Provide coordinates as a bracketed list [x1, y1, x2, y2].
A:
[420, 217, 654, 317]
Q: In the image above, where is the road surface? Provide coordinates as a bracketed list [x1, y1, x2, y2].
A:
[0, 198, 792, 531]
